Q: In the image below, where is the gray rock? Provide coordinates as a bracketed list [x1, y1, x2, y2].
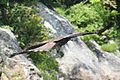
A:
[1, 3, 120, 80]
[0, 28, 43, 80]
[37, 3, 120, 80]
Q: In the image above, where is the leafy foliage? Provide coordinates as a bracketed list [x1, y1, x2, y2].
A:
[101, 43, 118, 52]
[90, 0, 100, 3]
[55, 0, 120, 52]
[29, 52, 58, 80]
[65, 2, 110, 31]
[8, 4, 48, 48]
[7, 2, 59, 79]
[0, 0, 120, 79]
[64, 2, 110, 44]
[0, 1, 59, 79]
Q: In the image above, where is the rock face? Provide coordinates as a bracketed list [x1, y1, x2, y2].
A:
[0, 28, 42, 80]
[1, 3, 120, 80]
[37, 3, 120, 80]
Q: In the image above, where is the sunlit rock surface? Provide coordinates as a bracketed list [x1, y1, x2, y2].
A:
[0, 3, 120, 80]
[0, 28, 42, 80]
[37, 3, 120, 80]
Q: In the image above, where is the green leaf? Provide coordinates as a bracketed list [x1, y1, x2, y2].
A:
[90, 0, 100, 4]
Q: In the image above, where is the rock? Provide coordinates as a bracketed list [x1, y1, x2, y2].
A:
[1, 3, 120, 80]
[0, 28, 42, 80]
[37, 3, 120, 80]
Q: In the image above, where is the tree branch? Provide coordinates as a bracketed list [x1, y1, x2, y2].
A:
[10, 21, 113, 58]
[9, 31, 96, 58]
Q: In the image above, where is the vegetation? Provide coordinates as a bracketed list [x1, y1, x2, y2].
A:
[55, 0, 120, 52]
[101, 43, 118, 52]
[0, 0, 120, 79]
[29, 52, 59, 80]
[0, 0, 58, 79]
